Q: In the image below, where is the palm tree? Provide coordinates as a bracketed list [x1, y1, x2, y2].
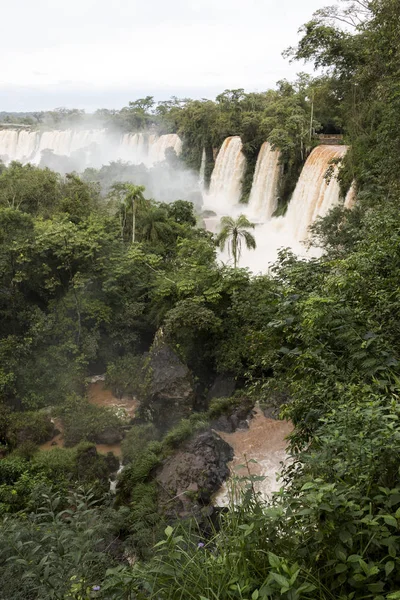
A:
[110, 183, 148, 242]
[138, 206, 173, 244]
[125, 184, 147, 243]
[216, 214, 256, 268]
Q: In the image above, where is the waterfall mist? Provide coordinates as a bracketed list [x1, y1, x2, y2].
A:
[0, 127, 201, 206]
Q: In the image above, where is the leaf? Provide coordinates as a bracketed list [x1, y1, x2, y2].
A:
[386, 561, 395, 576]
[268, 552, 281, 569]
[301, 482, 315, 491]
[335, 563, 348, 573]
[383, 515, 398, 528]
[164, 526, 173, 538]
[252, 590, 259, 600]
[270, 573, 290, 588]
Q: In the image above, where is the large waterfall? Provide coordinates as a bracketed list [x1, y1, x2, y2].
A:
[248, 142, 281, 221]
[205, 139, 347, 271]
[149, 134, 182, 164]
[0, 128, 182, 169]
[207, 136, 246, 212]
[284, 145, 347, 242]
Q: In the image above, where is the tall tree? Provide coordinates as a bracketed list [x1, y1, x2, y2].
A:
[216, 214, 256, 268]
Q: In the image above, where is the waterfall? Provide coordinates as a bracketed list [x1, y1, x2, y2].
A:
[148, 133, 183, 164]
[0, 128, 182, 169]
[205, 143, 347, 272]
[109, 462, 125, 494]
[285, 145, 347, 242]
[207, 137, 246, 212]
[199, 148, 206, 190]
[0, 129, 19, 162]
[119, 133, 147, 164]
[344, 181, 357, 209]
[248, 142, 281, 221]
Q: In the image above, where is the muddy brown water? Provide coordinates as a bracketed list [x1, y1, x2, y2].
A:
[40, 381, 138, 456]
[214, 407, 293, 506]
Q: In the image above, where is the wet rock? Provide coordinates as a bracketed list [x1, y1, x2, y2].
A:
[94, 426, 123, 445]
[105, 451, 120, 474]
[156, 430, 233, 518]
[211, 398, 254, 433]
[206, 375, 236, 402]
[263, 391, 290, 420]
[141, 342, 195, 431]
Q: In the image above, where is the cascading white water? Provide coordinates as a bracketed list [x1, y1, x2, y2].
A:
[344, 181, 357, 209]
[207, 136, 246, 212]
[0, 128, 182, 169]
[148, 133, 183, 164]
[0, 129, 19, 161]
[208, 143, 348, 272]
[285, 145, 347, 242]
[199, 148, 206, 190]
[248, 141, 281, 221]
[119, 133, 147, 164]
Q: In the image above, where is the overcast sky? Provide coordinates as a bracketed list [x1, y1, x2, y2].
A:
[1, 0, 330, 112]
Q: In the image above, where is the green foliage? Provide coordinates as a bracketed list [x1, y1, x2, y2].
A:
[105, 354, 144, 398]
[0, 487, 117, 600]
[60, 395, 123, 447]
[162, 414, 208, 450]
[6, 411, 54, 448]
[121, 423, 159, 464]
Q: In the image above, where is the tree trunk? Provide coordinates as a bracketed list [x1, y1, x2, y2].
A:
[132, 198, 136, 243]
[233, 230, 238, 268]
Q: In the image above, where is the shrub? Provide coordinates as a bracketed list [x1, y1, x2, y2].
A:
[31, 447, 77, 481]
[207, 395, 242, 418]
[162, 414, 208, 450]
[6, 411, 54, 448]
[121, 423, 159, 464]
[105, 354, 144, 398]
[60, 395, 123, 447]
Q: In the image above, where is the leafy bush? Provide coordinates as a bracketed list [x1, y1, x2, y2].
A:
[6, 411, 54, 448]
[0, 488, 117, 599]
[162, 414, 208, 450]
[59, 395, 123, 447]
[121, 423, 159, 464]
[207, 395, 242, 418]
[105, 353, 145, 398]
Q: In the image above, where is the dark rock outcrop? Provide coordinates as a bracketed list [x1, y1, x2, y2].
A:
[263, 391, 290, 420]
[156, 430, 233, 518]
[94, 426, 124, 445]
[141, 343, 195, 431]
[206, 375, 236, 402]
[211, 397, 254, 433]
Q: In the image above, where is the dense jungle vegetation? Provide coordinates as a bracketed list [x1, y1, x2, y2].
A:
[2, 0, 400, 598]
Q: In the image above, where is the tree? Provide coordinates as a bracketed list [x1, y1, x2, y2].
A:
[125, 185, 147, 243]
[216, 214, 256, 268]
[110, 184, 148, 243]
[137, 205, 172, 245]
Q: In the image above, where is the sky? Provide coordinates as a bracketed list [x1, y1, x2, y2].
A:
[1, 0, 329, 112]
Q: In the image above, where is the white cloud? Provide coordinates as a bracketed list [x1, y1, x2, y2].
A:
[0, 0, 330, 110]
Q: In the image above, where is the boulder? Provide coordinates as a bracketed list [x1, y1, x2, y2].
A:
[155, 430, 233, 518]
[94, 426, 123, 445]
[206, 375, 236, 402]
[141, 342, 195, 431]
[211, 397, 254, 433]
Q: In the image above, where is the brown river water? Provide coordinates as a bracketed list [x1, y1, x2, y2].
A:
[40, 380, 138, 456]
[214, 407, 293, 505]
